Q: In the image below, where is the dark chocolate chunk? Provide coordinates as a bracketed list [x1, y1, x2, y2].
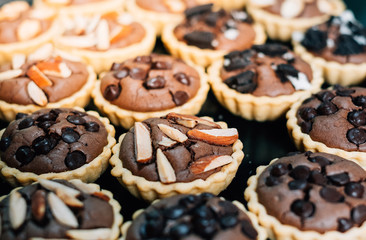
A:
[308, 155, 331, 167]
[174, 72, 190, 85]
[291, 200, 315, 218]
[241, 220, 258, 239]
[317, 101, 338, 115]
[172, 91, 189, 106]
[170, 223, 191, 238]
[179, 195, 199, 207]
[223, 55, 251, 71]
[16, 146, 35, 164]
[164, 205, 185, 219]
[193, 205, 214, 219]
[19, 117, 34, 130]
[140, 219, 163, 238]
[338, 218, 354, 232]
[301, 29, 327, 51]
[336, 88, 356, 97]
[309, 170, 327, 185]
[328, 173, 350, 186]
[265, 176, 281, 186]
[193, 218, 218, 238]
[220, 215, 238, 229]
[275, 64, 299, 83]
[104, 84, 121, 101]
[334, 34, 364, 56]
[299, 107, 317, 121]
[270, 163, 288, 177]
[85, 122, 100, 132]
[130, 67, 147, 80]
[345, 182, 364, 198]
[300, 121, 313, 134]
[320, 187, 344, 202]
[151, 61, 171, 70]
[316, 91, 335, 102]
[15, 112, 28, 120]
[65, 151, 86, 170]
[32, 136, 54, 155]
[289, 165, 310, 180]
[144, 76, 166, 89]
[113, 67, 129, 79]
[184, 4, 213, 19]
[205, 12, 220, 27]
[288, 179, 308, 190]
[201, 192, 215, 201]
[37, 112, 57, 122]
[37, 121, 54, 131]
[347, 128, 366, 145]
[348, 110, 366, 127]
[224, 71, 257, 93]
[145, 209, 161, 220]
[62, 128, 80, 144]
[134, 56, 152, 64]
[0, 137, 11, 152]
[66, 115, 86, 125]
[252, 44, 289, 57]
[183, 31, 215, 49]
[353, 95, 366, 108]
[351, 205, 366, 225]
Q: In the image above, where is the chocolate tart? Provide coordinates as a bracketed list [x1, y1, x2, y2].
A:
[208, 44, 323, 121]
[0, 108, 116, 186]
[110, 113, 244, 202]
[245, 152, 366, 240]
[287, 86, 366, 168]
[247, 0, 345, 41]
[162, 4, 266, 67]
[0, 179, 122, 240]
[0, 1, 59, 64]
[92, 54, 209, 129]
[121, 193, 267, 240]
[54, 11, 156, 74]
[293, 10, 366, 85]
[0, 44, 96, 122]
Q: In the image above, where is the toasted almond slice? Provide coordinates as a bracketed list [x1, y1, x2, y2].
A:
[86, 15, 101, 34]
[158, 136, 177, 147]
[17, 19, 41, 41]
[317, 0, 334, 14]
[249, 0, 275, 7]
[29, 8, 56, 20]
[66, 228, 112, 240]
[27, 81, 48, 106]
[74, 15, 88, 35]
[39, 179, 80, 197]
[110, 25, 132, 44]
[69, 180, 100, 194]
[37, 61, 72, 78]
[61, 16, 76, 31]
[2, 1, 29, 15]
[28, 43, 54, 62]
[92, 192, 110, 202]
[166, 113, 220, 128]
[27, 65, 53, 87]
[156, 148, 176, 183]
[31, 190, 47, 223]
[9, 191, 27, 230]
[53, 49, 83, 62]
[190, 155, 233, 174]
[164, 0, 185, 13]
[134, 122, 153, 163]
[96, 19, 110, 50]
[45, 0, 71, 6]
[187, 128, 238, 146]
[55, 189, 84, 208]
[281, 0, 304, 19]
[12, 54, 26, 69]
[58, 35, 97, 48]
[158, 124, 188, 143]
[0, 69, 23, 81]
[48, 192, 78, 228]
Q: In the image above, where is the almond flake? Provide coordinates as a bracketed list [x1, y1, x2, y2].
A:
[86, 15, 101, 34]
[187, 128, 238, 146]
[166, 113, 220, 128]
[48, 192, 78, 228]
[158, 124, 188, 143]
[58, 35, 97, 48]
[27, 81, 48, 106]
[53, 49, 83, 62]
[1, 1, 29, 19]
[96, 19, 110, 50]
[317, 0, 335, 14]
[0, 69, 23, 81]
[158, 136, 177, 147]
[28, 43, 54, 62]
[164, 0, 185, 13]
[37, 61, 72, 78]
[12, 54, 26, 69]
[74, 15, 88, 35]
[27, 65, 53, 87]
[31, 190, 47, 222]
[156, 148, 176, 183]
[92, 192, 110, 202]
[17, 19, 41, 41]
[29, 8, 56, 20]
[249, 0, 275, 7]
[117, 14, 133, 25]
[9, 191, 27, 230]
[280, 0, 304, 19]
[69, 180, 100, 194]
[134, 122, 153, 163]
[55, 189, 84, 208]
[39, 179, 80, 198]
[190, 155, 233, 174]
[66, 228, 112, 240]
[110, 25, 132, 44]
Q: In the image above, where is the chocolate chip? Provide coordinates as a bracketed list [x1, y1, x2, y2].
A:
[328, 173, 350, 186]
[173, 91, 189, 106]
[320, 187, 344, 202]
[348, 111, 366, 127]
[241, 220, 258, 239]
[270, 163, 288, 177]
[65, 151, 86, 170]
[144, 76, 166, 89]
[252, 44, 289, 57]
[179, 195, 199, 208]
[308, 155, 331, 167]
[16, 146, 35, 164]
[130, 67, 147, 80]
[151, 61, 171, 70]
[193, 205, 214, 219]
[62, 128, 80, 144]
[345, 182, 364, 198]
[37, 121, 54, 131]
[184, 4, 213, 19]
[174, 72, 190, 85]
[289, 166, 310, 180]
[265, 176, 281, 186]
[145, 209, 160, 220]
[351, 205, 366, 225]
[104, 84, 121, 101]
[110, 62, 123, 71]
[19, 117, 34, 130]
[338, 218, 354, 232]
[220, 215, 238, 229]
[334, 34, 364, 56]
[15, 112, 28, 120]
[66, 115, 86, 125]
[134, 56, 152, 64]
[140, 219, 163, 238]
[301, 29, 327, 51]
[170, 223, 191, 238]
[316, 91, 335, 102]
[71, 110, 85, 117]
[299, 107, 317, 121]
[0, 137, 11, 152]
[183, 31, 215, 49]
[164, 205, 185, 219]
[85, 122, 100, 132]
[317, 101, 338, 115]
[309, 170, 327, 185]
[37, 112, 57, 122]
[223, 54, 251, 71]
[336, 88, 355, 97]
[113, 67, 129, 79]
[300, 121, 313, 134]
[288, 179, 308, 190]
[347, 128, 366, 145]
[32, 136, 54, 155]
[353, 95, 366, 108]
[291, 200, 315, 218]
[275, 64, 299, 83]
[205, 12, 220, 27]
[194, 218, 217, 238]
[224, 71, 257, 94]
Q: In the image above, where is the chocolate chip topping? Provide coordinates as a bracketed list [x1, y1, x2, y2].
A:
[125, 193, 258, 240]
[0, 108, 108, 174]
[257, 152, 366, 233]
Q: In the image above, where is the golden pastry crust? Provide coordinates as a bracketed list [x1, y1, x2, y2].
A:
[0, 65, 96, 122]
[213, 0, 247, 10]
[109, 117, 244, 202]
[244, 159, 366, 240]
[92, 62, 209, 129]
[0, 108, 116, 186]
[208, 59, 324, 121]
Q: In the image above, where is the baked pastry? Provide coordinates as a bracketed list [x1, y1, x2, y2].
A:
[293, 10, 366, 85]
[92, 54, 209, 129]
[0, 1, 59, 64]
[121, 193, 267, 240]
[110, 113, 244, 201]
[247, 0, 345, 41]
[0, 179, 122, 239]
[0, 108, 115, 186]
[287, 85, 366, 168]
[162, 4, 266, 67]
[0, 43, 96, 122]
[54, 11, 156, 73]
[208, 43, 323, 121]
[245, 151, 366, 240]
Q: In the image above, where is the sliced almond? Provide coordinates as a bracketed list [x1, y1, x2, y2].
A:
[158, 124, 188, 143]
[39, 179, 80, 198]
[53, 49, 83, 62]
[110, 25, 132, 44]
[66, 228, 112, 240]
[117, 14, 134, 25]
[48, 192, 78, 228]
[86, 15, 101, 34]
[92, 192, 110, 202]
[187, 128, 238, 146]
[249, 0, 275, 7]
[158, 136, 177, 147]
[1, 1, 29, 20]
[45, 0, 72, 6]
[37, 61, 72, 78]
[27, 81, 48, 106]
[29, 8, 56, 20]
[17, 19, 41, 41]
[69, 180, 100, 194]
[31, 190, 47, 222]
[164, 0, 185, 13]
[280, 0, 304, 19]
[9, 191, 27, 230]
[0, 69, 23, 81]
[28, 43, 54, 62]
[96, 19, 110, 51]
[317, 0, 335, 14]
[74, 15, 88, 35]
[12, 54, 26, 70]
[27, 65, 53, 88]
[190, 155, 233, 174]
[134, 122, 153, 163]
[166, 113, 221, 128]
[55, 189, 84, 208]
[156, 148, 176, 183]
[58, 35, 97, 48]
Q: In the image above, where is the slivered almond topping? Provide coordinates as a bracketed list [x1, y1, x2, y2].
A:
[27, 65, 53, 88]
[166, 113, 220, 128]
[66, 228, 112, 240]
[156, 148, 176, 183]
[56, 189, 84, 208]
[28, 43, 54, 61]
[190, 155, 233, 174]
[70, 180, 100, 194]
[187, 128, 238, 146]
[39, 179, 80, 197]
[59, 35, 97, 48]
[158, 136, 177, 147]
[9, 191, 27, 230]
[2, 1, 29, 16]
[96, 19, 110, 50]
[92, 192, 110, 202]
[0, 69, 23, 81]
[317, 0, 334, 14]
[74, 15, 88, 35]
[37, 61, 72, 78]
[17, 19, 41, 41]
[164, 0, 185, 13]
[53, 49, 83, 62]
[134, 122, 153, 163]
[249, 0, 275, 7]
[86, 15, 101, 34]
[12, 54, 26, 69]
[29, 8, 56, 20]
[110, 25, 132, 44]
[31, 190, 47, 222]
[281, 0, 304, 18]
[27, 81, 48, 106]
[45, 0, 72, 6]
[48, 192, 78, 228]
[158, 124, 188, 143]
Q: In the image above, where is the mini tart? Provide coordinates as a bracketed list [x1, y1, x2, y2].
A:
[162, 4, 266, 67]
[245, 152, 366, 240]
[54, 11, 156, 74]
[293, 10, 366, 85]
[0, 179, 122, 240]
[287, 86, 366, 169]
[0, 44, 96, 122]
[208, 44, 324, 121]
[0, 108, 116, 187]
[92, 54, 209, 129]
[110, 113, 244, 202]
[0, 1, 59, 64]
[247, 0, 345, 41]
[121, 193, 267, 240]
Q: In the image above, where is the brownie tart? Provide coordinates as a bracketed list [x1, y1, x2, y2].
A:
[162, 4, 266, 67]
[293, 10, 366, 85]
[110, 113, 244, 201]
[247, 0, 345, 41]
[92, 54, 209, 129]
[245, 152, 366, 240]
[0, 44, 96, 122]
[208, 43, 323, 121]
[121, 193, 267, 240]
[0, 179, 122, 240]
[287, 86, 366, 168]
[0, 108, 115, 186]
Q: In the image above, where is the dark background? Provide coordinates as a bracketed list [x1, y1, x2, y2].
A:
[0, 0, 365, 223]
